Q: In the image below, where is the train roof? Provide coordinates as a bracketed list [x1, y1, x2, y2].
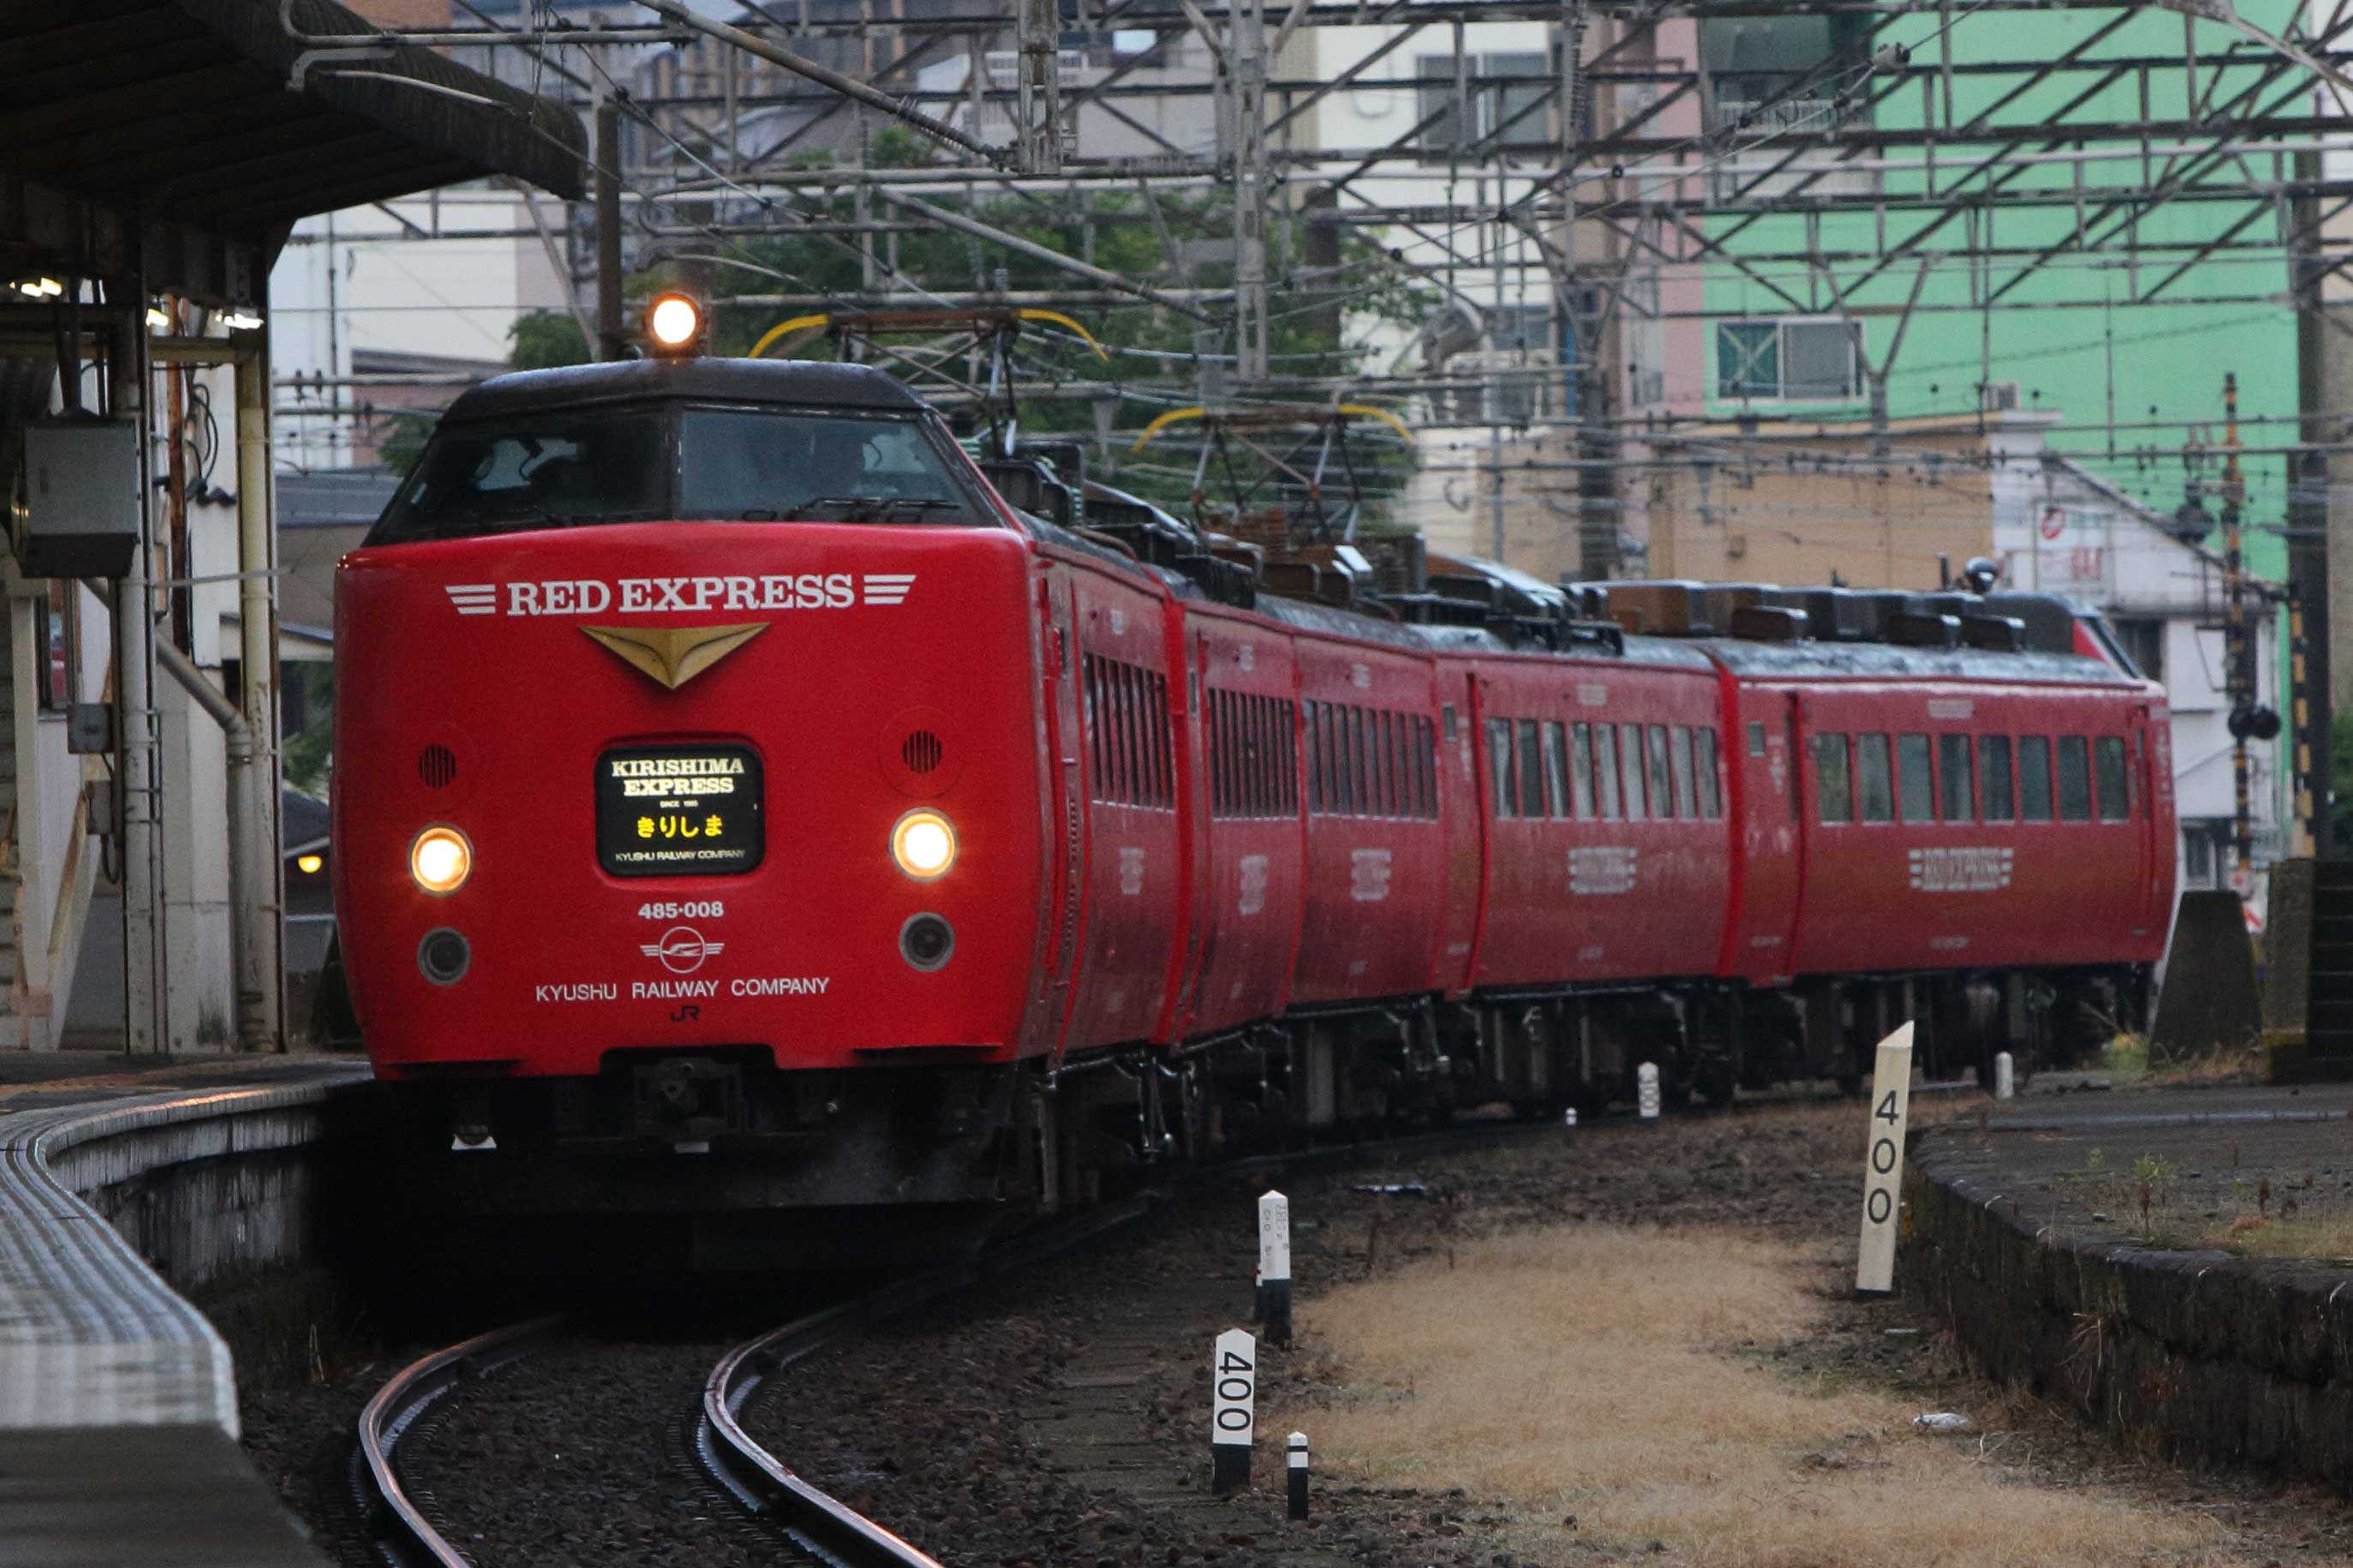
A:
[438, 358, 932, 424]
[1694, 636, 2138, 687]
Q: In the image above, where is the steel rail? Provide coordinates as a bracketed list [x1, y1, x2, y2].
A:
[355, 1316, 566, 1568]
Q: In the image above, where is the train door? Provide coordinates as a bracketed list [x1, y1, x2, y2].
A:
[1725, 686, 1804, 981]
[2129, 701, 2171, 939]
[1025, 566, 1089, 1060]
[1432, 665, 1484, 994]
[1162, 619, 1213, 1042]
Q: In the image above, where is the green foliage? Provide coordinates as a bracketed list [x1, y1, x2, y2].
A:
[284, 663, 334, 798]
[508, 311, 590, 371]
[2332, 709, 2353, 849]
[658, 177, 1437, 519]
[377, 411, 436, 478]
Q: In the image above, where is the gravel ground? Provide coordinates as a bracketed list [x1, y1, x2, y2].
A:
[237, 1096, 2353, 1567]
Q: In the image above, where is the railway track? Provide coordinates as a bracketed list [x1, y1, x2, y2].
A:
[341, 1114, 1590, 1568]
[353, 1315, 564, 1568]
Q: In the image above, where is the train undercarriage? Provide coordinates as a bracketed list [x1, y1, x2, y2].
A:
[382, 961, 2143, 1273]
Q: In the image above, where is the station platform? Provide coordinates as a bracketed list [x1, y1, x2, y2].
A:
[0, 1052, 368, 1566]
[1907, 1079, 2353, 1493]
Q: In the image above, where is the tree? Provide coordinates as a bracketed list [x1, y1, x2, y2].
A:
[509, 311, 590, 370]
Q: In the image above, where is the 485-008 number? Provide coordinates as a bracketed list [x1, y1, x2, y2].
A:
[637, 901, 725, 921]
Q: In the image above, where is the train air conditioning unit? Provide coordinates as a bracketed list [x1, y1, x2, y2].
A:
[1980, 380, 2022, 413]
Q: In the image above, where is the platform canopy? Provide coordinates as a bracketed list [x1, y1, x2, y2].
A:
[1, 0, 586, 306]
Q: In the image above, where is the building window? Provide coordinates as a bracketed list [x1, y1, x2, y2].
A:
[1716, 319, 1862, 402]
[1700, 15, 1872, 133]
[2110, 617, 2164, 684]
[1416, 52, 1552, 156]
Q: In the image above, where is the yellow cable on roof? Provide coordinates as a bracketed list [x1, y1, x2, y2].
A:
[748, 314, 832, 360]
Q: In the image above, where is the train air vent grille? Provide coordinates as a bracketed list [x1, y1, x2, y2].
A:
[418, 745, 458, 789]
[902, 730, 944, 775]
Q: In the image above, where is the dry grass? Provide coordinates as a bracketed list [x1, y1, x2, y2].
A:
[1287, 1225, 2238, 1567]
[2203, 1211, 2353, 1262]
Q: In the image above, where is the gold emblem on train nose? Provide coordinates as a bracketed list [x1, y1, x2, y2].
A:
[581, 623, 768, 690]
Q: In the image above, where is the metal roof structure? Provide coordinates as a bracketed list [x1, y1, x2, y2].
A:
[1, 0, 586, 305]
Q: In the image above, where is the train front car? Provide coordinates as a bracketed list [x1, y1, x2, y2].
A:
[331, 360, 1048, 1267]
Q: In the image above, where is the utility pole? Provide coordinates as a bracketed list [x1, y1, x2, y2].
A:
[1017, 0, 1063, 172]
[2292, 146, 2333, 856]
[595, 91, 625, 361]
[2224, 371, 2253, 880]
[1229, 0, 1270, 385]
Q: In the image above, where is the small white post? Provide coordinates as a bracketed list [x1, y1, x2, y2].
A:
[1287, 1431, 1310, 1520]
[1562, 1106, 1579, 1142]
[1855, 1022, 1916, 1296]
[1994, 1051, 2015, 1100]
[1211, 1327, 1257, 1495]
[1257, 1190, 1292, 1346]
[1637, 1062, 1661, 1127]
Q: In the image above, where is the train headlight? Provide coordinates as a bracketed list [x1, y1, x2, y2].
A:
[645, 292, 705, 356]
[889, 809, 957, 880]
[409, 826, 473, 896]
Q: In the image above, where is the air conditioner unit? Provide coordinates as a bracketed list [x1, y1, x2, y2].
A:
[1980, 380, 2022, 413]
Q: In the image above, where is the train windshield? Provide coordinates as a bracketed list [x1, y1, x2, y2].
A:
[371, 403, 986, 543]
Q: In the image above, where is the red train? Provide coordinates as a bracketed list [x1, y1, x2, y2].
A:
[332, 353, 2172, 1264]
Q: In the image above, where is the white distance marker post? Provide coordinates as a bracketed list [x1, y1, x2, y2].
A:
[1994, 1051, 2015, 1100]
[1211, 1327, 1257, 1495]
[1636, 1062, 1661, 1128]
[1257, 1190, 1292, 1346]
[1287, 1431, 1310, 1520]
[1855, 1021, 1916, 1296]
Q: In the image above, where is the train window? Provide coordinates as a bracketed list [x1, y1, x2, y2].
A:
[677, 408, 982, 525]
[1896, 734, 1933, 825]
[1815, 734, 1853, 825]
[1696, 729, 1723, 820]
[2095, 736, 2129, 821]
[1646, 725, 1673, 820]
[1856, 734, 1894, 823]
[373, 410, 672, 541]
[1362, 707, 1383, 816]
[1621, 725, 1649, 821]
[1488, 719, 1517, 818]
[1669, 727, 1697, 820]
[1158, 677, 1174, 807]
[1543, 722, 1570, 818]
[1569, 723, 1597, 818]
[2057, 736, 2093, 821]
[1594, 725, 1622, 820]
[1442, 703, 1458, 742]
[1519, 720, 1544, 822]
[2018, 736, 2054, 821]
[1980, 735, 2015, 822]
[1747, 721, 1766, 758]
[1938, 734, 1974, 822]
